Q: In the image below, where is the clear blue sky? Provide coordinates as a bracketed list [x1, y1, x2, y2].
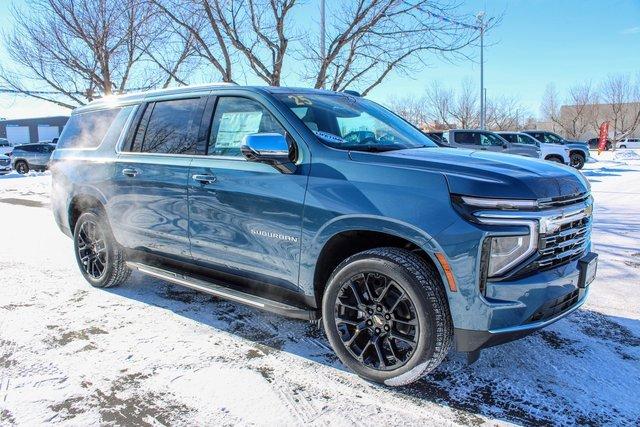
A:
[1, 0, 639, 119]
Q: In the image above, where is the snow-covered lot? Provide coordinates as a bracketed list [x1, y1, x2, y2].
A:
[1, 153, 639, 426]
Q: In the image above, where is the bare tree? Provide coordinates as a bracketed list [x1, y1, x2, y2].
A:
[424, 81, 456, 128]
[0, 0, 191, 108]
[303, 1, 482, 95]
[150, 0, 297, 86]
[486, 95, 526, 131]
[600, 73, 640, 145]
[449, 78, 478, 128]
[540, 82, 597, 138]
[385, 95, 430, 128]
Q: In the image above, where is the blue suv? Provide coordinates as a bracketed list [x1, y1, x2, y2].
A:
[51, 84, 598, 386]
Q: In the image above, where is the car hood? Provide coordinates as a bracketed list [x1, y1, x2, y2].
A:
[350, 147, 589, 199]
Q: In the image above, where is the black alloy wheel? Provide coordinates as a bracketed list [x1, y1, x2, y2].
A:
[15, 161, 28, 174]
[570, 152, 585, 169]
[334, 272, 419, 371]
[73, 211, 130, 288]
[323, 247, 453, 386]
[76, 219, 108, 280]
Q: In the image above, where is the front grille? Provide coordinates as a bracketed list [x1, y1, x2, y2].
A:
[536, 215, 591, 270]
[537, 192, 590, 209]
[528, 288, 582, 323]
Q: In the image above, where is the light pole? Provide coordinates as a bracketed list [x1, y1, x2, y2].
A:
[320, 0, 326, 88]
[477, 11, 485, 130]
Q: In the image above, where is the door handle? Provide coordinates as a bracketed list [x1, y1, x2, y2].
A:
[122, 168, 139, 177]
[192, 174, 217, 184]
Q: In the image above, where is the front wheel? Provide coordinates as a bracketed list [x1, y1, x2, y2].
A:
[570, 152, 585, 169]
[322, 247, 452, 386]
[73, 211, 130, 288]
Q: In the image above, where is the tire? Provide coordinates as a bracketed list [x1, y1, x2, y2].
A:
[570, 152, 585, 169]
[545, 155, 563, 163]
[322, 247, 453, 386]
[73, 211, 130, 288]
[620, 145, 626, 149]
[15, 161, 29, 174]
[605, 142, 612, 151]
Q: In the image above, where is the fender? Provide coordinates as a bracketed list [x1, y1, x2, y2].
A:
[298, 214, 444, 296]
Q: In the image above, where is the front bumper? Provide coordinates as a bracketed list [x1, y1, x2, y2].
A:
[455, 285, 589, 352]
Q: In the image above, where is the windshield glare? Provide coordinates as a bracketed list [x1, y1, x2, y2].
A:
[275, 93, 436, 151]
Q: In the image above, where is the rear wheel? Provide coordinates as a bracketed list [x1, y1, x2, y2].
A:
[73, 211, 130, 288]
[570, 152, 585, 169]
[322, 247, 452, 386]
[15, 161, 28, 174]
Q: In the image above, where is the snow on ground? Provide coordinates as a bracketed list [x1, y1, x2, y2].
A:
[1, 153, 639, 426]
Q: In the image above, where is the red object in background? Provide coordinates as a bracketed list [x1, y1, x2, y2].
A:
[597, 122, 609, 154]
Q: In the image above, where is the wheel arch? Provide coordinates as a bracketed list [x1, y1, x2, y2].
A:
[307, 216, 448, 309]
[68, 191, 108, 232]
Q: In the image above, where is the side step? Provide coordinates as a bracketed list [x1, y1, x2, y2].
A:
[126, 261, 317, 321]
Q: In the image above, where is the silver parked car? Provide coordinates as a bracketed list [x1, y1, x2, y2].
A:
[11, 143, 56, 174]
[427, 129, 541, 158]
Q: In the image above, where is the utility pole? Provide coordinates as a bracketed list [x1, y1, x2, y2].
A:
[320, 0, 326, 89]
[477, 11, 485, 130]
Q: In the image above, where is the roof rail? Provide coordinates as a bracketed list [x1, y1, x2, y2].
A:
[342, 90, 362, 97]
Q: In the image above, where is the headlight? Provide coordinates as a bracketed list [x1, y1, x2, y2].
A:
[451, 195, 539, 277]
[486, 234, 536, 276]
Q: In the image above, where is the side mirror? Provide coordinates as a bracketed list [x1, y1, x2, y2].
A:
[241, 133, 296, 174]
[502, 143, 508, 149]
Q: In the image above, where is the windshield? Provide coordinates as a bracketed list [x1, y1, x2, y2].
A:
[546, 133, 565, 144]
[275, 93, 436, 151]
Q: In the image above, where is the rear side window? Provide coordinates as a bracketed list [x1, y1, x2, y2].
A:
[57, 108, 121, 149]
[130, 98, 201, 154]
[501, 134, 517, 143]
[454, 131, 479, 145]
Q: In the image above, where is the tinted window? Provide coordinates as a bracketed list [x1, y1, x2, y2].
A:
[500, 134, 517, 143]
[208, 97, 285, 157]
[543, 133, 564, 144]
[137, 98, 201, 154]
[16, 145, 36, 152]
[58, 108, 121, 149]
[454, 131, 479, 145]
[479, 132, 505, 146]
[517, 134, 538, 145]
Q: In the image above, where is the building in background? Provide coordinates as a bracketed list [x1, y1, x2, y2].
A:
[535, 102, 640, 141]
[0, 116, 68, 145]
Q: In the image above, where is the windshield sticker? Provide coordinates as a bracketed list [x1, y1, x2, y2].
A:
[314, 131, 345, 144]
[288, 95, 313, 106]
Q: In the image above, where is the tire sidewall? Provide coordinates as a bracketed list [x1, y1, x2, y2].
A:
[15, 161, 28, 174]
[73, 211, 117, 287]
[322, 255, 438, 384]
[570, 153, 585, 169]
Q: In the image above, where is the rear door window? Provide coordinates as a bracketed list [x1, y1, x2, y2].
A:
[501, 134, 517, 143]
[128, 98, 202, 154]
[58, 108, 122, 149]
[454, 131, 479, 145]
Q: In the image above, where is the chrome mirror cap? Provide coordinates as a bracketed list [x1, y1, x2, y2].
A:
[241, 133, 296, 174]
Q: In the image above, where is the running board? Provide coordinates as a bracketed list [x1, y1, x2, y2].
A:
[126, 261, 317, 321]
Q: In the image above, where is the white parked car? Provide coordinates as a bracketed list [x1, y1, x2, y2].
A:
[497, 132, 569, 164]
[619, 138, 640, 149]
[0, 154, 12, 175]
